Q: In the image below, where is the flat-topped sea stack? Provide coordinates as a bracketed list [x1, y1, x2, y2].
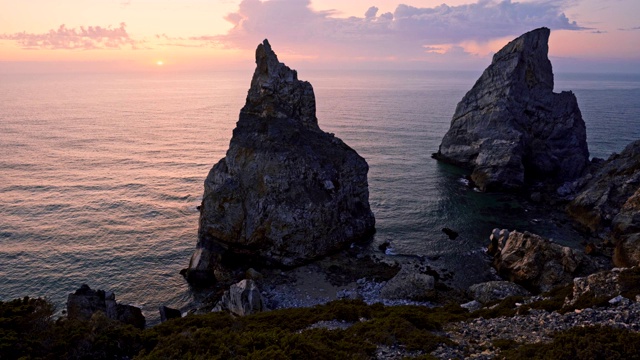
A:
[185, 40, 375, 284]
[434, 27, 589, 192]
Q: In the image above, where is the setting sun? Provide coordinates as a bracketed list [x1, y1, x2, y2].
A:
[156, 60, 164, 66]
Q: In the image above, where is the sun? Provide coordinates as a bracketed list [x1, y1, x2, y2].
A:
[156, 60, 164, 66]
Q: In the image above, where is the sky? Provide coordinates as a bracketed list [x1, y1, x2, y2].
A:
[1, 0, 639, 73]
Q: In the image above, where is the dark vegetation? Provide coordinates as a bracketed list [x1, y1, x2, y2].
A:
[3, 272, 640, 360]
[499, 326, 640, 360]
[0, 296, 143, 360]
[2, 298, 461, 360]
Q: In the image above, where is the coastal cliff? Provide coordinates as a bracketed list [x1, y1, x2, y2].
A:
[434, 27, 589, 192]
[185, 40, 375, 284]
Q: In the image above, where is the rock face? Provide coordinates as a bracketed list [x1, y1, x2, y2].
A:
[213, 279, 267, 316]
[489, 229, 596, 292]
[186, 40, 375, 284]
[434, 28, 589, 192]
[66, 284, 145, 329]
[566, 140, 640, 266]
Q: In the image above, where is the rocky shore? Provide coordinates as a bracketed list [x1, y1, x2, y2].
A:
[435, 296, 640, 359]
[4, 29, 636, 359]
[189, 30, 638, 329]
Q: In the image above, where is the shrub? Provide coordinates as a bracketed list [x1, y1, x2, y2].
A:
[500, 325, 640, 360]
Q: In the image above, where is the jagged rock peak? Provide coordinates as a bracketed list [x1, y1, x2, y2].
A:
[490, 27, 553, 92]
[185, 40, 375, 285]
[434, 27, 589, 192]
[243, 39, 317, 126]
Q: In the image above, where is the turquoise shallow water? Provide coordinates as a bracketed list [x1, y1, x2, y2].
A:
[1, 69, 639, 325]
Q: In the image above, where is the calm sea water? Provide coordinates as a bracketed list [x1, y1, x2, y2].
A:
[1, 69, 639, 325]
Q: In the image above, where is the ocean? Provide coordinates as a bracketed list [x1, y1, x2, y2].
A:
[1, 69, 639, 325]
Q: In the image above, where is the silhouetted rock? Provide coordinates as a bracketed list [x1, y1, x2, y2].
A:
[67, 284, 145, 329]
[442, 227, 459, 240]
[490, 230, 597, 292]
[434, 28, 589, 192]
[159, 306, 182, 323]
[184, 40, 375, 284]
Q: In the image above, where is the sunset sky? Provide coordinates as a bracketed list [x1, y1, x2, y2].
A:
[1, 0, 639, 73]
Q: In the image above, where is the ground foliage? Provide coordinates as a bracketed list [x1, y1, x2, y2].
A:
[499, 325, 640, 360]
[2, 290, 640, 359]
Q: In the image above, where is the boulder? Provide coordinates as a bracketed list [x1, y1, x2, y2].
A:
[159, 306, 182, 323]
[434, 28, 588, 192]
[66, 284, 145, 329]
[213, 279, 267, 316]
[468, 281, 530, 304]
[460, 300, 483, 312]
[185, 40, 375, 284]
[565, 267, 640, 307]
[442, 227, 459, 240]
[490, 229, 597, 292]
[380, 268, 435, 301]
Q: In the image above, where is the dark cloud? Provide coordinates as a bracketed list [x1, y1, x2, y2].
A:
[619, 26, 640, 31]
[209, 0, 584, 59]
[0, 23, 139, 50]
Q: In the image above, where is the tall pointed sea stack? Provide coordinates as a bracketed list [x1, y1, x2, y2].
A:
[185, 40, 375, 284]
[434, 28, 589, 192]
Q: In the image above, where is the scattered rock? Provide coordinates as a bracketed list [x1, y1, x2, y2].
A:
[608, 295, 630, 306]
[460, 300, 483, 312]
[378, 241, 391, 252]
[442, 227, 459, 240]
[437, 299, 640, 359]
[185, 39, 375, 284]
[468, 281, 530, 304]
[66, 284, 145, 329]
[380, 268, 435, 301]
[490, 229, 597, 292]
[159, 306, 182, 323]
[433, 28, 588, 192]
[213, 279, 268, 316]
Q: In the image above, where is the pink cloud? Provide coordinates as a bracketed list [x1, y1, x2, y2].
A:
[207, 0, 584, 59]
[1, 23, 139, 50]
